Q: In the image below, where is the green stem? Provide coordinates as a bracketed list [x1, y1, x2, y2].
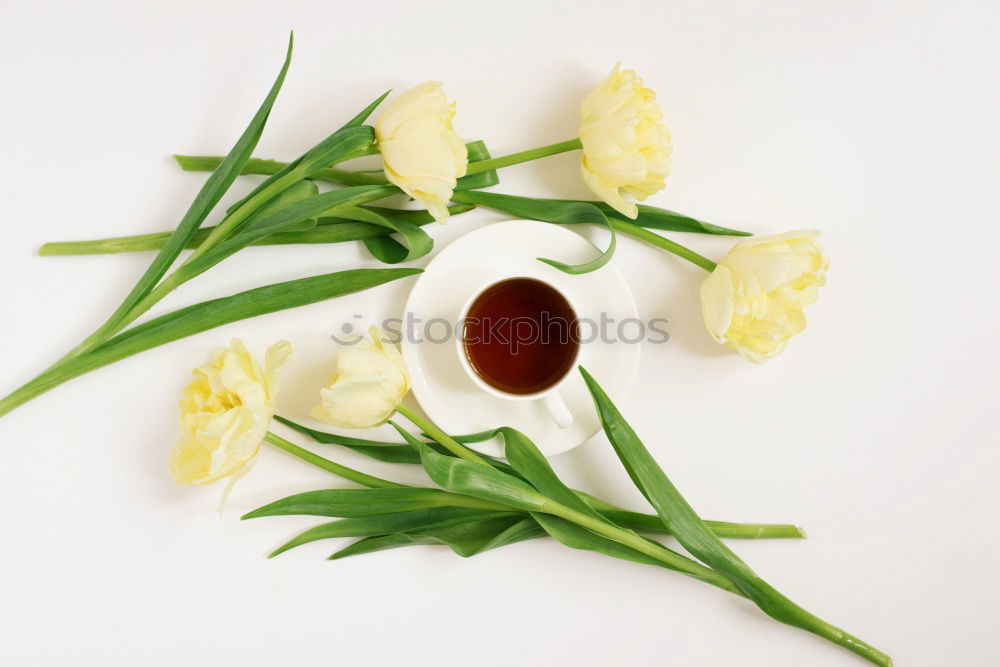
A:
[38, 205, 474, 256]
[184, 169, 304, 263]
[610, 218, 718, 272]
[543, 499, 744, 596]
[394, 403, 489, 465]
[175, 155, 389, 186]
[264, 432, 407, 489]
[0, 368, 63, 418]
[464, 138, 582, 175]
[175, 139, 582, 185]
[607, 512, 805, 539]
[265, 430, 510, 513]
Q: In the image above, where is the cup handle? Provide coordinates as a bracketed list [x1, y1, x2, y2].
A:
[543, 390, 574, 429]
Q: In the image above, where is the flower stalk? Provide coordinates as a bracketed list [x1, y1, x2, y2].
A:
[610, 218, 718, 272]
[393, 402, 488, 465]
[464, 138, 582, 175]
[264, 431, 406, 489]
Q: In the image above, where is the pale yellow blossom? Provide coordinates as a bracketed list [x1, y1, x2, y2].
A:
[170, 340, 291, 484]
[700, 231, 829, 362]
[313, 327, 409, 429]
[375, 81, 468, 223]
[579, 64, 672, 219]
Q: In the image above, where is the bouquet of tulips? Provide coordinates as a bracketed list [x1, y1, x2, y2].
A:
[163, 329, 889, 666]
[1, 33, 828, 419]
[0, 32, 880, 665]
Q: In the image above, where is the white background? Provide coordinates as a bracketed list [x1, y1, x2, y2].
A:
[1, 1, 997, 665]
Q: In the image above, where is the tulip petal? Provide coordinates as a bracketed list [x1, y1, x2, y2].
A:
[700, 266, 735, 343]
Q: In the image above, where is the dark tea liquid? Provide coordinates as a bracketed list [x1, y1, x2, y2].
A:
[462, 278, 579, 395]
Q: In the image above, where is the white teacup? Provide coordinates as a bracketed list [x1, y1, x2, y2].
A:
[455, 275, 578, 429]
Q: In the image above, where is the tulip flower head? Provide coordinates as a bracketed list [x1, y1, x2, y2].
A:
[170, 339, 291, 485]
[375, 81, 468, 223]
[579, 64, 672, 219]
[700, 231, 829, 362]
[313, 327, 410, 429]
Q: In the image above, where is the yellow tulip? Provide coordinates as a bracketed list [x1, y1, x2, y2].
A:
[579, 64, 672, 219]
[375, 81, 468, 223]
[169, 339, 291, 485]
[312, 327, 409, 429]
[700, 231, 829, 362]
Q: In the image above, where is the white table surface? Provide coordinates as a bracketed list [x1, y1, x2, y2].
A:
[1, 2, 997, 665]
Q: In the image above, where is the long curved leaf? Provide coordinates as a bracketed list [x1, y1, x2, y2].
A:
[338, 205, 433, 264]
[274, 415, 444, 464]
[243, 487, 508, 519]
[330, 516, 544, 560]
[175, 185, 393, 283]
[454, 139, 499, 191]
[547, 199, 750, 236]
[277, 417, 516, 473]
[29, 269, 420, 396]
[390, 424, 549, 512]
[342, 90, 391, 128]
[223, 106, 378, 215]
[579, 366, 891, 667]
[452, 191, 615, 275]
[268, 507, 515, 557]
[499, 426, 712, 576]
[100, 34, 295, 331]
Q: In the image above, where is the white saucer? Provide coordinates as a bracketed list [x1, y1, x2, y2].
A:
[401, 220, 640, 458]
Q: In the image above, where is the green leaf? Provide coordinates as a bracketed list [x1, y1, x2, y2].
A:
[391, 423, 549, 512]
[529, 514, 669, 568]
[330, 516, 544, 560]
[243, 487, 508, 519]
[579, 366, 892, 667]
[342, 90, 391, 128]
[32, 269, 420, 394]
[454, 140, 499, 191]
[498, 426, 707, 575]
[392, 420, 733, 590]
[279, 416, 517, 473]
[549, 200, 751, 236]
[100, 33, 295, 332]
[451, 190, 615, 274]
[362, 236, 410, 264]
[329, 533, 440, 559]
[174, 186, 394, 283]
[428, 428, 503, 444]
[267, 507, 515, 557]
[274, 415, 438, 464]
[223, 106, 377, 216]
[243, 180, 319, 229]
[334, 205, 433, 264]
[500, 427, 607, 521]
[277, 416, 804, 538]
